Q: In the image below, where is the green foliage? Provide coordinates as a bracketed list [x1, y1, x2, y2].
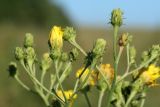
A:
[0, 0, 71, 27]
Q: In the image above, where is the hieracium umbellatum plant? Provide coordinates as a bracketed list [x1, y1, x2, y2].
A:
[8, 8, 160, 107]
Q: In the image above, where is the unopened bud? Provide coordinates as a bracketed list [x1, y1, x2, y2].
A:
[63, 27, 76, 42]
[25, 47, 36, 66]
[61, 52, 69, 62]
[151, 45, 160, 58]
[93, 39, 106, 57]
[119, 33, 132, 47]
[15, 47, 24, 60]
[24, 33, 34, 48]
[50, 48, 61, 60]
[40, 53, 52, 71]
[111, 8, 123, 27]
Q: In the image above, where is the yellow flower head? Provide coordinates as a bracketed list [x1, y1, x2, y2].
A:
[76, 67, 97, 86]
[49, 26, 63, 49]
[99, 64, 114, 83]
[56, 90, 77, 102]
[140, 64, 160, 87]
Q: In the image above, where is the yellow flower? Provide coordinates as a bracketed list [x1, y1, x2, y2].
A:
[49, 26, 63, 49]
[76, 67, 97, 86]
[56, 90, 77, 102]
[140, 64, 160, 86]
[99, 64, 114, 83]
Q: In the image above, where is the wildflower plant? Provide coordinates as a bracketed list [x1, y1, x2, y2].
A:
[8, 8, 160, 107]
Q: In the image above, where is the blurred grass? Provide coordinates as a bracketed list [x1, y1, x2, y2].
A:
[0, 24, 160, 107]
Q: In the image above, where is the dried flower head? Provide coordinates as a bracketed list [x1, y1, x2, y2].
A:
[8, 62, 17, 77]
[99, 64, 114, 83]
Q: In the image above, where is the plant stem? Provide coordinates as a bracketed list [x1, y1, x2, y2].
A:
[106, 47, 123, 107]
[126, 44, 130, 66]
[70, 41, 87, 56]
[55, 60, 68, 103]
[73, 79, 80, 93]
[124, 90, 137, 107]
[98, 90, 105, 107]
[20, 60, 51, 106]
[46, 75, 56, 99]
[15, 75, 30, 91]
[113, 25, 119, 60]
[84, 92, 92, 107]
[22, 62, 65, 104]
[139, 92, 146, 107]
[20, 60, 39, 91]
[41, 70, 46, 85]
[118, 56, 157, 83]
[38, 90, 50, 106]
[56, 62, 72, 88]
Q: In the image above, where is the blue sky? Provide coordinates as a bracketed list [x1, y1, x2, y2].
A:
[53, 0, 160, 27]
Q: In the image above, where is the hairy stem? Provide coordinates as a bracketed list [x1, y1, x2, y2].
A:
[98, 90, 105, 107]
[15, 75, 30, 91]
[106, 46, 123, 107]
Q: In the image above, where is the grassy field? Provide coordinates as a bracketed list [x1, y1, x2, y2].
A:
[0, 24, 160, 107]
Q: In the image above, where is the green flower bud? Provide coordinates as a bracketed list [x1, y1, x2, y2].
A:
[63, 27, 76, 42]
[131, 78, 143, 93]
[141, 45, 160, 65]
[92, 39, 106, 58]
[25, 47, 36, 66]
[24, 33, 34, 48]
[150, 45, 160, 57]
[111, 8, 123, 27]
[15, 47, 24, 60]
[50, 48, 61, 60]
[141, 51, 149, 63]
[40, 53, 52, 71]
[69, 48, 79, 61]
[61, 52, 69, 62]
[130, 46, 136, 64]
[8, 62, 17, 77]
[85, 39, 106, 67]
